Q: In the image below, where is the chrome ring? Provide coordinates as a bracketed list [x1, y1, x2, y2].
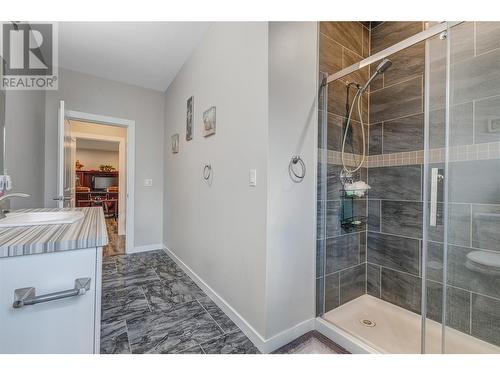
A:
[203, 164, 212, 180]
[289, 156, 306, 182]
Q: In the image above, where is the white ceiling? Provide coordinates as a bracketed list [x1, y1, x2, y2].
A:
[59, 22, 211, 91]
[76, 138, 119, 152]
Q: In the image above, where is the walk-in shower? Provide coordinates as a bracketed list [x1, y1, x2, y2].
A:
[317, 21, 500, 353]
[339, 58, 392, 200]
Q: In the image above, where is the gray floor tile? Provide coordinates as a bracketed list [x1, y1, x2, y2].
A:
[178, 344, 205, 354]
[201, 330, 259, 354]
[127, 300, 224, 354]
[101, 285, 150, 321]
[142, 278, 205, 312]
[100, 249, 257, 355]
[153, 260, 188, 282]
[100, 320, 131, 354]
[102, 267, 159, 289]
[197, 296, 239, 333]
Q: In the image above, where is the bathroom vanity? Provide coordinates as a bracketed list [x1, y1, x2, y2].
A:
[0, 207, 108, 354]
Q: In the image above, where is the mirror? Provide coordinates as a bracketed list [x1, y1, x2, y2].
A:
[0, 90, 4, 175]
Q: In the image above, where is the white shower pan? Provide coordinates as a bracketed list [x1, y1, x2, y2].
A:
[319, 294, 500, 354]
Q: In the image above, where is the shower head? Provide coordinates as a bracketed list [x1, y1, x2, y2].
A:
[376, 58, 392, 74]
[360, 58, 392, 93]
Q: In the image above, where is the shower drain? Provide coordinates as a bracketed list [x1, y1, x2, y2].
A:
[360, 318, 376, 327]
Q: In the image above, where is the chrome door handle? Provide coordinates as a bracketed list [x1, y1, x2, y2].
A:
[430, 168, 444, 227]
[430, 168, 438, 227]
[12, 278, 91, 309]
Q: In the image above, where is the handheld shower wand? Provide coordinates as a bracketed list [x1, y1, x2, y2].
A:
[341, 59, 392, 179]
[360, 59, 392, 93]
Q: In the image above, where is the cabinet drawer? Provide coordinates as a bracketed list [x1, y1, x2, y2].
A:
[0, 248, 98, 353]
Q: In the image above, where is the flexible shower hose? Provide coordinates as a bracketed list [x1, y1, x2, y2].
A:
[341, 87, 366, 175]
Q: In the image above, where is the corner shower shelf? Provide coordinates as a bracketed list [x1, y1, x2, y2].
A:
[340, 215, 367, 230]
[340, 189, 367, 231]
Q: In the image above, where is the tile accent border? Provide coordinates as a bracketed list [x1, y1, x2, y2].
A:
[321, 141, 500, 168]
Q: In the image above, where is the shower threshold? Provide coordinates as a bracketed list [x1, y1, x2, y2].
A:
[322, 294, 500, 354]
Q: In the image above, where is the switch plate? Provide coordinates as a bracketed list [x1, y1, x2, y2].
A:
[144, 179, 153, 187]
[249, 169, 257, 187]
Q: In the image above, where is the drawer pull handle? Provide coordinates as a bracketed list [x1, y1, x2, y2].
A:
[12, 278, 91, 309]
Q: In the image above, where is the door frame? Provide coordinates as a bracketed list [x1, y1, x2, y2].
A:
[64, 109, 135, 254]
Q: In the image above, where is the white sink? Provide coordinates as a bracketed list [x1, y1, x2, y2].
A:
[0, 211, 85, 228]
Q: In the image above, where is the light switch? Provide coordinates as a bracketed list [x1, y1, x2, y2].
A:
[144, 179, 153, 187]
[249, 169, 257, 187]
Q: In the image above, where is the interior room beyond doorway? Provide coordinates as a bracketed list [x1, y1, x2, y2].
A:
[70, 120, 127, 256]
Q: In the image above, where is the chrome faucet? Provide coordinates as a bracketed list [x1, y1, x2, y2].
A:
[0, 193, 30, 219]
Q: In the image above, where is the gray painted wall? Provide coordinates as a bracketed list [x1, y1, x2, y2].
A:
[163, 22, 270, 337]
[4, 91, 45, 209]
[265, 21, 317, 337]
[163, 21, 318, 342]
[44, 68, 165, 248]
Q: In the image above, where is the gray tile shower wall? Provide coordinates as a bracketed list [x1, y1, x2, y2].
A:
[368, 165, 422, 201]
[367, 231, 420, 275]
[370, 76, 423, 124]
[365, 22, 427, 327]
[319, 21, 500, 349]
[317, 22, 370, 315]
[365, 22, 500, 347]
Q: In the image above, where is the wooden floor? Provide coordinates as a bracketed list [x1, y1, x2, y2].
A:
[103, 218, 126, 257]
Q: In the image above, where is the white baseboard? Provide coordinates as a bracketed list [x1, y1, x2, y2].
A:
[128, 243, 163, 254]
[262, 317, 316, 353]
[163, 245, 314, 353]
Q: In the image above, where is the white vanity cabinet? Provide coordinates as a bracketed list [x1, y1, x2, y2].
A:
[0, 247, 102, 354]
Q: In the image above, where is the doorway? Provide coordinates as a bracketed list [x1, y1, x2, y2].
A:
[58, 105, 136, 254]
[71, 121, 127, 256]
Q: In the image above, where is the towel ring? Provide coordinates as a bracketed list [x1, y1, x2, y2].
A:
[289, 156, 306, 182]
[203, 164, 212, 181]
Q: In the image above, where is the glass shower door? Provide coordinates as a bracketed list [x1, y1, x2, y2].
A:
[422, 27, 448, 353]
[425, 21, 500, 353]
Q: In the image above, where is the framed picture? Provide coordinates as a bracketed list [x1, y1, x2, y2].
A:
[203, 106, 216, 137]
[186, 96, 193, 141]
[171, 133, 179, 153]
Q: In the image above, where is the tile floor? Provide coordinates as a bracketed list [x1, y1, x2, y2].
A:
[100, 249, 260, 354]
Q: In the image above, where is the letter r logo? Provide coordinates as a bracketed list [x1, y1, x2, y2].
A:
[2, 23, 53, 75]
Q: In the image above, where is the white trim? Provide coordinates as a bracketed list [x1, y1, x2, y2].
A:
[163, 245, 315, 353]
[315, 317, 376, 354]
[94, 247, 103, 354]
[56, 100, 65, 209]
[129, 243, 163, 254]
[263, 318, 316, 353]
[65, 110, 135, 128]
[64, 110, 135, 254]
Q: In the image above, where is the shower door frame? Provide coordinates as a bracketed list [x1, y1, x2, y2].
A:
[318, 21, 462, 354]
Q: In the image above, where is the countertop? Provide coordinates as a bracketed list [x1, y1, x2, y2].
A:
[0, 207, 108, 258]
